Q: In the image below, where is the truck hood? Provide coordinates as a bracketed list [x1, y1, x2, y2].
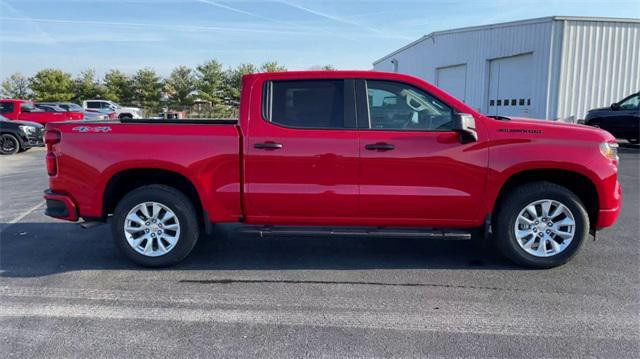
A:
[492, 116, 615, 142]
[587, 106, 610, 113]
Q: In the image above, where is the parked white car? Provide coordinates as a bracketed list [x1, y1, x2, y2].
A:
[82, 100, 143, 119]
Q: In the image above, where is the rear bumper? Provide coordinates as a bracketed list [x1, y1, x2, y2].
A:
[596, 180, 622, 229]
[44, 190, 78, 221]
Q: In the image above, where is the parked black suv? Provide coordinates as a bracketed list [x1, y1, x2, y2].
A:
[585, 92, 639, 144]
[0, 115, 44, 155]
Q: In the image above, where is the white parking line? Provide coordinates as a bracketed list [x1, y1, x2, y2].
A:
[9, 201, 45, 224]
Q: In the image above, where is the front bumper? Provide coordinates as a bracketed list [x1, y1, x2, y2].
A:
[596, 180, 622, 229]
[17, 129, 44, 149]
[44, 190, 78, 221]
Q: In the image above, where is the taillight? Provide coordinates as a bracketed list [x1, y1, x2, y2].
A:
[45, 130, 61, 145]
[45, 130, 61, 176]
[46, 152, 58, 176]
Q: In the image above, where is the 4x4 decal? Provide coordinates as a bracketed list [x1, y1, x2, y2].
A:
[72, 126, 112, 133]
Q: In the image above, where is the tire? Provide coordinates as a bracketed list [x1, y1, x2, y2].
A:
[494, 182, 589, 269]
[628, 138, 639, 144]
[119, 114, 133, 120]
[111, 184, 200, 267]
[18, 147, 30, 153]
[0, 134, 20, 155]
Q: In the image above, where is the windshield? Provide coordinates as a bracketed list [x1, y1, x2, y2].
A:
[21, 102, 43, 112]
[68, 103, 84, 111]
[619, 93, 639, 110]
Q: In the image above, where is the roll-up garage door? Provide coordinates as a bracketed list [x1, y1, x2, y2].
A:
[488, 54, 533, 117]
[436, 64, 467, 103]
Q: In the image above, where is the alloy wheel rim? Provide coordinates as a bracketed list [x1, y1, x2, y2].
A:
[514, 199, 576, 257]
[1, 136, 17, 153]
[124, 202, 180, 257]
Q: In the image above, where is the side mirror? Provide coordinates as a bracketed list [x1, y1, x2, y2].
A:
[452, 113, 478, 144]
[610, 103, 621, 111]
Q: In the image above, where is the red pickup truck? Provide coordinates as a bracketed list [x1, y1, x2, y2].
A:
[43, 71, 621, 268]
[1, 99, 83, 125]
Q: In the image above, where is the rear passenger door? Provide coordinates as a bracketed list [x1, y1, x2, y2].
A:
[244, 79, 360, 225]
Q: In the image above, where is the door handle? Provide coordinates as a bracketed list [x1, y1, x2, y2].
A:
[365, 143, 395, 151]
[254, 142, 283, 150]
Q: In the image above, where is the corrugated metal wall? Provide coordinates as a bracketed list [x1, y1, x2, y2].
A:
[373, 19, 555, 118]
[374, 17, 640, 121]
[555, 20, 640, 120]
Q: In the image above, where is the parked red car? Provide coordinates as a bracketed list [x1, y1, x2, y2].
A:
[1, 99, 83, 125]
[43, 71, 621, 268]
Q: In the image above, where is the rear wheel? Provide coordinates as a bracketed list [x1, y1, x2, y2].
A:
[0, 134, 20, 155]
[111, 184, 200, 267]
[494, 182, 589, 268]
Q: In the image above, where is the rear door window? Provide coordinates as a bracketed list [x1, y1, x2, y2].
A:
[264, 80, 348, 129]
[0, 102, 14, 114]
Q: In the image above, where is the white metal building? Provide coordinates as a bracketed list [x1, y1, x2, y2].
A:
[373, 16, 640, 121]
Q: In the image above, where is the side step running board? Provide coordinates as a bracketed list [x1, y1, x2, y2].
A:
[237, 226, 472, 240]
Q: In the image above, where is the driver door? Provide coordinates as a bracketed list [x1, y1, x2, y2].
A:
[356, 79, 488, 226]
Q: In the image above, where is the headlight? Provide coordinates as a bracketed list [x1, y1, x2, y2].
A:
[599, 142, 619, 162]
[19, 125, 36, 134]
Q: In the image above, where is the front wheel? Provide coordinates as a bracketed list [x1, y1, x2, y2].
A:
[111, 184, 200, 267]
[494, 182, 589, 268]
[0, 134, 20, 155]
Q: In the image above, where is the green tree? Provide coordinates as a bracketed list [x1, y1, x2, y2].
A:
[29, 69, 74, 101]
[72, 69, 105, 102]
[321, 64, 336, 70]
[103, 69, 134, 104]
[223, 63, 256, 103]
[132, 68, 163, 111]
[1, 72, 31, 99]
[260, 61, 287, 73]
[165, 65, 195, 109]
[194, 59, 225, 106]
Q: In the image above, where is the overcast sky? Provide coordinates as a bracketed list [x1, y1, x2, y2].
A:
[1, 0, 638, 79]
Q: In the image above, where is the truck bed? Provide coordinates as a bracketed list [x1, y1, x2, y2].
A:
[45, 119, 243, 223]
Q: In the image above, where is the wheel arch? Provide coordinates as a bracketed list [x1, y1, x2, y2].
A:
[492, 169, 599, 228]
[102, 168, 205, 228]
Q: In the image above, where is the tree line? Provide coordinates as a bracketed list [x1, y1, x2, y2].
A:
[1, 61, 336, 116]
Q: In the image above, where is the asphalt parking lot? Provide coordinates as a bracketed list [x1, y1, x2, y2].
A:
[0, 145, 638, 358]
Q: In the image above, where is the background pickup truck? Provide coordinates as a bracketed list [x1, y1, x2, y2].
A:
[1, 99, 84, 125]
[44, 71, 622, 269]
[82, 99, 143, 120]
